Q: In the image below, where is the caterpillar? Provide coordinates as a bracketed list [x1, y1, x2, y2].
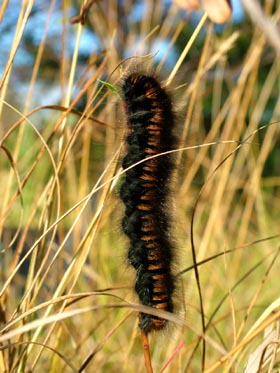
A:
[119, 72, 176, 334]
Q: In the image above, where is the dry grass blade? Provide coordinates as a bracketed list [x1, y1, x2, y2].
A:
[0, 1, 279, 372]
[242, 0, 280, 54]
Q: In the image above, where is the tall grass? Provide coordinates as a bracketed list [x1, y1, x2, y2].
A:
[0, 1, 280, 372]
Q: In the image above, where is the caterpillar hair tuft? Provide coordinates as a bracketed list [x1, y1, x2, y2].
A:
[119, 72, 177, 334]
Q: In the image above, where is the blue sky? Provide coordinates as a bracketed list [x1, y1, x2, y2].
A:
[0, 0, 245, 106]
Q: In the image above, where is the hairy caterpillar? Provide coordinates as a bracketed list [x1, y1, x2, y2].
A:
[119, 72, 176, 333]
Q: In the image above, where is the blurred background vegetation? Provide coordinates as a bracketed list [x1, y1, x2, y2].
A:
[0, 0, 280, 372]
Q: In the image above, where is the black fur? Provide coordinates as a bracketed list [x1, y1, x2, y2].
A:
[120, 73, 176, 333]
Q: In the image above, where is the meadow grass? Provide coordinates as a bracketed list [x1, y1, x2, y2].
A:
[0, 1, 280, 372]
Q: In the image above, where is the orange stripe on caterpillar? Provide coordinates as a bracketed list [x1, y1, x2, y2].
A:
[119, 72, 176, 334]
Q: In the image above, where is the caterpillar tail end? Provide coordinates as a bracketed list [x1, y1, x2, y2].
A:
[139, 312, 168, 334]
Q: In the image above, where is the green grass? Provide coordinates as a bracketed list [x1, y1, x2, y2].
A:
[0, 1, 280, 372]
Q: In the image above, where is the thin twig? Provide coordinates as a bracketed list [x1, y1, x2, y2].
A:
[141, 331, 153, 373]
[70, 0, 98, 25]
